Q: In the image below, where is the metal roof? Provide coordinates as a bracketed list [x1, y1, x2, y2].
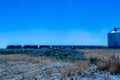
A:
[110, 28, 120, 33]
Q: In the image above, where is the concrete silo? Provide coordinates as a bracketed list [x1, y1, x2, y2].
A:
[108, 28, 120, 48]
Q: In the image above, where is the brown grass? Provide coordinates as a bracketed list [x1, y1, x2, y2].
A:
[0, 54, 55, 64]
[81, 49, 120, 60]
[97, 60, 120, 73]
[97, 61, 110, 71]
[80, 49, 120, 74]
[46, 67, 54, 76]
[109, 61, 120, 73]
[23, 72, 38, 80]
[59, 60, 91, 79]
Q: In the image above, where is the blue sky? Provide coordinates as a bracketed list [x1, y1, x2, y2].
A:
[0, 0, 120, 48]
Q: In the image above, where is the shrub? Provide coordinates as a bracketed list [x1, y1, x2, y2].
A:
[89, 57, 99, 65]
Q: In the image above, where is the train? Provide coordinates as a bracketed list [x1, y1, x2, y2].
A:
[6, 45, 108, 49]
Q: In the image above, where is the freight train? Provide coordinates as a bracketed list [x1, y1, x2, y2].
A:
[6, 45, 108, 49]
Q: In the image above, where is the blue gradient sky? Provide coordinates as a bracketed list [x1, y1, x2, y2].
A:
[0, 0, 120, 48]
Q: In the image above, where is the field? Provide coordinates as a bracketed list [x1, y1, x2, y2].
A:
[0, 49, 120, 80]
[81, 49, 120, 59]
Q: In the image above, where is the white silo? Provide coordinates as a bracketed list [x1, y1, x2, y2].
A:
[108, 28, 120, 48]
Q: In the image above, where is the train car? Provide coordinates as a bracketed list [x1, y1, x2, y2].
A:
[72, 45, 84, 49]
[51, 45, 63, 49]
[39, 45, 51, 49]
[31, 45, 38, 49]
[23, 45, 38, 49]
[62, 45, 73, 49]
[7, 45, 22, 49]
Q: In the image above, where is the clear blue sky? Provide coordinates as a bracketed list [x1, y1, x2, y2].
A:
[0, 0, 120, 48]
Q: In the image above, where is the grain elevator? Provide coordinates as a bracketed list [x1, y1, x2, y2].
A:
[108, 28, 120, 48]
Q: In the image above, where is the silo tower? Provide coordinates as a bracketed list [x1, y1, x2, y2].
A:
[108, 28, 120, 48]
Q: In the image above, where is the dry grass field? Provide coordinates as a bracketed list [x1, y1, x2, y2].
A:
[0, 49, 120, 80]
[80, 49, 120, 60]
[0, 54, 56, 63]
[81, 49, 120, 74]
